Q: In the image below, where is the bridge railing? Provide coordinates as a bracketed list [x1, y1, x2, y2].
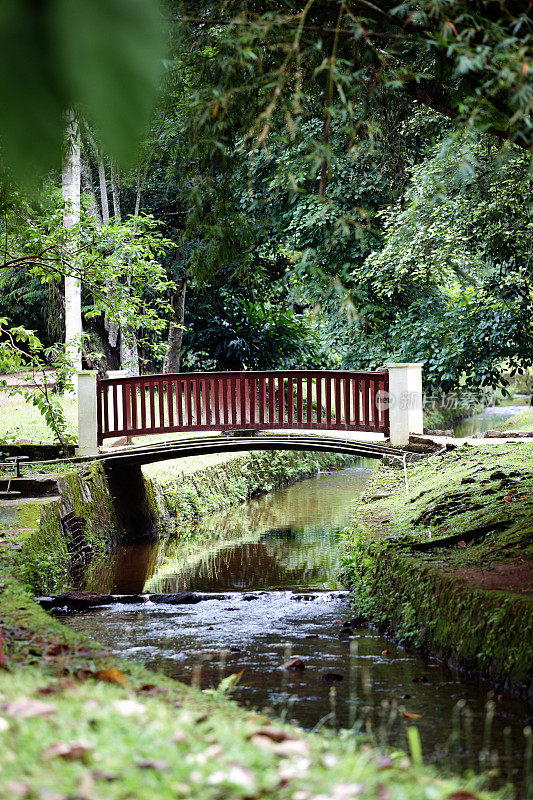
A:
[95, 370, 389, 444]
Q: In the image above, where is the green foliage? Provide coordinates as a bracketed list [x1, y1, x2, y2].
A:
[183, 298, 318, 370]
[0, 0, 166, 188]
[1, 188, 175, 367]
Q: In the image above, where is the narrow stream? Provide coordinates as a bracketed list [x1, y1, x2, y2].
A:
[452, 404, 524, 437]
[64, 464, 531, 795]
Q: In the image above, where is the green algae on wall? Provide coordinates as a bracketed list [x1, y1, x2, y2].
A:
[342, 531, 533, 696]
[11, 462, 123, 595]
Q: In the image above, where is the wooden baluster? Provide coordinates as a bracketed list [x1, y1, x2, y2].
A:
[244, 376, 251, 425]
[149, 381, 155, 431]
[306, 377, 313, 425]
[296, 376, 303, 424]
[102, 382, 109, 436]
[287, 377, 294, 425]
[268, 376, 275, 424]
[212, 379, 220, 427]
[343, 376, 350, 426]
[201, 378, 208, 426]
[249, 377, 256, 425]
[229, 377, 236, 426]
[174, 380, 181, 428]
[184, 379, 192, 426]
[325, 376, 331, 426]
[370, 378, 377, 428]
[139, 379, 146, 431]
[278, 376, 284, 425]
[384, 373, 390, 434]
[112, 384, 119, 432]
[353, 378, 360, 428]
[334, 375, 342, 425]
[258, 377, 265, 425]
[316, 377, 322, 424]
[376, 378, 383, 429]
[193, 379, 201, 426]
[131, 382, 138, 431]
[222, 378, 229, 427]
[362, 379, 370, 428]
[166, 380, 174, 428]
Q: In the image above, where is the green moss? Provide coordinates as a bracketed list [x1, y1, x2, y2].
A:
[9, 463, 122, 595]
[342, 444, 533, 695]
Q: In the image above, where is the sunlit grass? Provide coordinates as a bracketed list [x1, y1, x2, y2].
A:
[0, 393, 77, 443]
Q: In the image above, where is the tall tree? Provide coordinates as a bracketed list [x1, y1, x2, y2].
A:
[62, 110, 82, 372]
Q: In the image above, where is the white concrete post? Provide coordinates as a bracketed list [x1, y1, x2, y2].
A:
[386, 363, 424, 446]
[76, 371, 99, 456]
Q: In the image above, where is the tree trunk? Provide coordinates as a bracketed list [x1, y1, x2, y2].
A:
[110, 161, 122, 222]
[97, 154, 110, 223]
[98, 153, 121, 351]
[163, 280, 187, 373]
[62, 110, 82, 374]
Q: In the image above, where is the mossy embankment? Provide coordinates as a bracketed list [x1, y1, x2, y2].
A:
[341, 443, 533, 697]
[150, 450, 358, 526]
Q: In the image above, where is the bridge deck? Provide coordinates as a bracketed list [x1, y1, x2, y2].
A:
[98, 430, 402, 468]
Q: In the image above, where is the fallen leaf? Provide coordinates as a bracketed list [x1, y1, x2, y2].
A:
[330, 783, 366, 799]
[272, 739, 310, 757]
[45, 643, 70, 657]
[94, 668, 127, 686]
[377, 784, 391, 800]
[4, 781, 31, 799]
[403, 711, 424, 720]
[381, 650, 389, 656]
[248, 727, 298, 743]
[6, 698, 57, 718]
[43, 741, 92, 761]
[137, 759, 170, 771]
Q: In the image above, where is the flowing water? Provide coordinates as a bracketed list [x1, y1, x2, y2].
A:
[63, 464, 531, 795]
[453, 405, 524, 437]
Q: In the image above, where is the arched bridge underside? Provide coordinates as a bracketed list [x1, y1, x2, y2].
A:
[99, 433, 408, 469]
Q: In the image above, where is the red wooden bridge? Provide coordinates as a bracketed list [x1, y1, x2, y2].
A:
[96, 369, 389, 445]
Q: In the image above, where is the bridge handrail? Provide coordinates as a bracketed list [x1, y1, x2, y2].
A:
[97, 369, 388, 385]
[96, 368, 390, 444]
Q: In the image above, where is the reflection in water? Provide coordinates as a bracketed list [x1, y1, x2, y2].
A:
[66, 464, 531, 795]
[83, 465, 373, 595]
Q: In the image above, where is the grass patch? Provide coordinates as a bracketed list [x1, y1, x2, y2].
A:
[494, 406, 533, 432]
[0, 395, 77, 443]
